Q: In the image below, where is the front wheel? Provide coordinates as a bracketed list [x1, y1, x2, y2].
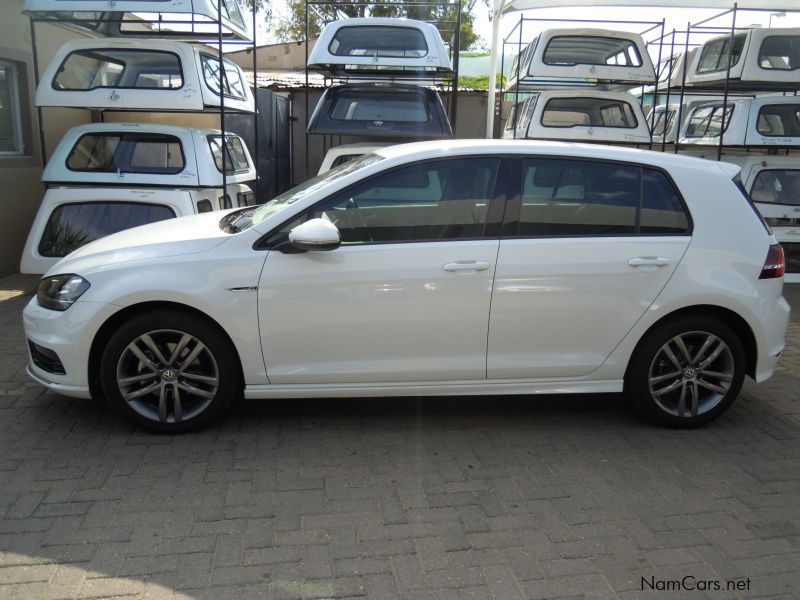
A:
[627, 315, 746, 427]
[100, 310, 240, 432]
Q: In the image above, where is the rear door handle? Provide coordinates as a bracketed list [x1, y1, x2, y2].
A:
[628, 256, 671, 267]
[443, 260, 491, 272]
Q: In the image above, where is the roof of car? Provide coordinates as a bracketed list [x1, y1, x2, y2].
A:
[373, 139, 738, 176]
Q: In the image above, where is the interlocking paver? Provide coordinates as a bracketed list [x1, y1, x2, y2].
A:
[1, 275, 800, 598]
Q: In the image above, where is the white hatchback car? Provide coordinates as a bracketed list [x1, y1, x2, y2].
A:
[23, 140, 790, 432]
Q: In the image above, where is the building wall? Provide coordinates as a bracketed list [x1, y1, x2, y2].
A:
[0, 0, 93, 276]
[227, 40, 316, 71]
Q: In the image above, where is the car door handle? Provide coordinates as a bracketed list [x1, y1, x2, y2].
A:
[443, 260, 491, 272]
[628, 256, 671, 267]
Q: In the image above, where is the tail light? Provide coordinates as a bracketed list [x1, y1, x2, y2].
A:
[759, 244, 785, 279]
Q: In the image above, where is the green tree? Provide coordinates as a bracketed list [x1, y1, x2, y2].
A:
[269, 0, 482, 51]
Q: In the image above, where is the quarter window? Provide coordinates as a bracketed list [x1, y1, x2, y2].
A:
[208, 135, 250, 173]
[514, 158, 689, 237]
[53, 49, 183, 91]
[651, 109, 676, 137]
[38, 202, 175, 257]
[270, 158, 500, 246]
[200, 54, 247, 100]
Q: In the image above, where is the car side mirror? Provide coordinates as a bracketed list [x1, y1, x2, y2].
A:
[287, 218, 341, 252]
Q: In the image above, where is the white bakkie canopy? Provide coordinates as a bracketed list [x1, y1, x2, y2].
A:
[43, 123, 256, 187]
[36, 38, 254, 113]
[23, 0, 251, 40]
[307, 17, 453, 76]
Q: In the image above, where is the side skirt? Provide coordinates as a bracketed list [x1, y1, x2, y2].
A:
[244, 379, 624, 399]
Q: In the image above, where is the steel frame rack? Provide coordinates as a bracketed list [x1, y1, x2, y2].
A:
[498, 15, 666, 149]
[28, 1, 261, 199]
[302, 0, 463, 178]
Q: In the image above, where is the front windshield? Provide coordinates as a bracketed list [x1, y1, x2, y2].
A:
[219, 153, 384, 233]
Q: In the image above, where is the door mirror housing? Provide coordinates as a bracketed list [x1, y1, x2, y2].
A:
[287, 218, 341, 252]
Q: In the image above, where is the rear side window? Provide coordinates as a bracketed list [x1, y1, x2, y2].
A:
[197, 199, 213, 213]
[749, 169, 800, 206]
[208, 136, 250, 173]
[329, 89, 430, 123]
[697, 35, 746, 74]
[67, 133, 185, 174]
[514, 158, 690, 237]
[200, 54, 247, 100]
[756, 104, 800, 137]
[38, 202, 175, 257]
[651, 109, 675, 137]
[328, 26, 428, 58]
[331, 154, 363, 168]
[685, 105, 734, 138]
[543, 36, 643, 67]
[541, 98, 638, 129]
[53, 49, 183, 91]
[758, 35, 800, 70]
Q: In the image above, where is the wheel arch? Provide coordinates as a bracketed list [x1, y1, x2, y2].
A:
[88, 301, 245, 398]
[623, 304, 758, 385]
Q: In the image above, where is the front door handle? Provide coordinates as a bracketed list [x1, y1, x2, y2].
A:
[443, 260, 491, 272]
[628, 256, 671, 268]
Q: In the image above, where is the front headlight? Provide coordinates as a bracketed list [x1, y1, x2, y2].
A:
[37, 274, 91, 311]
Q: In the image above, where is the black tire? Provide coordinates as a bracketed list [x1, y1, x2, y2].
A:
[100, 309, 240, 433]
[627, 314, 746, 427]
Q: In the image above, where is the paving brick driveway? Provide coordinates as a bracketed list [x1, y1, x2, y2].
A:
[1, 274, 799, 600]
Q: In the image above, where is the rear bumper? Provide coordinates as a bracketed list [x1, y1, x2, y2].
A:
[754, 293, 791, 383]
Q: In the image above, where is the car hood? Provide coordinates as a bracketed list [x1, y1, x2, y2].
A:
[45, 211, 233, 277]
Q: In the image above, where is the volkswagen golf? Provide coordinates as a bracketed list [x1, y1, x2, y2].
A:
[23, 140, 790, 432]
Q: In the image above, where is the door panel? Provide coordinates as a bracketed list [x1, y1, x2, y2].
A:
[259, 241, 499, 384]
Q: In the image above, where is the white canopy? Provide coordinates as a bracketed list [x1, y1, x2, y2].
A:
[485, 0, 798, 137]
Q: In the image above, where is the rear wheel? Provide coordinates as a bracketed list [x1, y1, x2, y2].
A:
[627, 315, 746, 427]
[100, 310, 240, 432]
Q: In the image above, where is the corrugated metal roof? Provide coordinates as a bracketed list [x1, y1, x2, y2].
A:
[243, 70, 486, 93]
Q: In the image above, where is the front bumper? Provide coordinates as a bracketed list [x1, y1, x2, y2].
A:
[23, 297, 119, 398]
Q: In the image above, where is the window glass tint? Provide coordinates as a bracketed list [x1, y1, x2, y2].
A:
[750, 169, 800, 206]
[328, 26, 428, 58]
[38, 202, 175, 257]
[756, 104, 800, 137]
[640, 169, 690, 233]
[685, 104, 734, 137]
[237, 191, 255, 207]
[209, 136, 250, 173]
[543, 36, 643, 67]
[220, 195, 232, 210]
[197, 199, 213, 213]
[697, 35, 746, 74]
[211, 0, 246, 29]
[200, 54, 247, 100]
[657, 56, 677, 83]
[541, 98, 638, 128]
[758, 35, 799, 70]
[273, 158, 499, 245]
[53, 49, 182, 91]
[67, 133, 185, 174]
[518, 159, 638, 236]
[329, 89, 429, 123]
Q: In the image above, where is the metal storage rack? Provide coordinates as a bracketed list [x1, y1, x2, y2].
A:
[497, 15, 666, 148]
[301, 0, 463, 177]
[27, 1, 261, 198]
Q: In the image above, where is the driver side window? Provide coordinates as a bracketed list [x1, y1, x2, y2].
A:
[271, 157, 501, 246]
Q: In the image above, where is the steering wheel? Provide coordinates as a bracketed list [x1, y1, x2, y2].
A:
[345, 197, 374, 243]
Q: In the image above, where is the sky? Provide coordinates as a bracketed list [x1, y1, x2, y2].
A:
[258, 2, 800, 51]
